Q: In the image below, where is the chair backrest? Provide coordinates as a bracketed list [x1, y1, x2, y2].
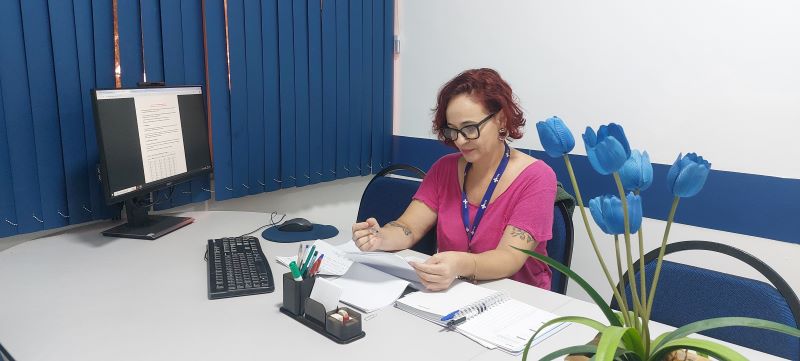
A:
[611, 240, 800, 360]
[356, 164, 437, 255]
[547, 200, 574, 294]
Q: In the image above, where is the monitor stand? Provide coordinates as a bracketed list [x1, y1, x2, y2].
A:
[102, 197, 194, 240]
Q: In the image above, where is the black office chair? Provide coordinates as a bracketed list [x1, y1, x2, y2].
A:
[611, 240, 800, 360]
[356, 164, 437, 255]
[547, 200, 574, 294]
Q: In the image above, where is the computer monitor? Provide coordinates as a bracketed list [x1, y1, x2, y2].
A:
[92, 86, 212, 240]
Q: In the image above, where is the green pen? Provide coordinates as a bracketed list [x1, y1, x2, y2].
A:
[300, 245, 317, 274]
[289, 261, 303, 281]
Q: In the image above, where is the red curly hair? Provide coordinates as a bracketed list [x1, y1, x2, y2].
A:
[432, 68, 525, 147]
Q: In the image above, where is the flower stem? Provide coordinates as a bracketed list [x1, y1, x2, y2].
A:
[634, 190, 647, 312]
[613, 234, 624, 297]
[563, 155, 632, 326]
[612, 173, 644, 326]
[645, 197, 681, 324]
[634, 190, 650, 356]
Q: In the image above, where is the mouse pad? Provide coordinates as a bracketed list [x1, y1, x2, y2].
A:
[261, 224, 339, 243]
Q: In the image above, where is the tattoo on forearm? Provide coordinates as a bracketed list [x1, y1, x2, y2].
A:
[510, 226, 535, 243]
[387, 221, 412, 237]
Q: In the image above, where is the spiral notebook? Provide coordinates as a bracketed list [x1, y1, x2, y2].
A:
[395, 281, 568, 354]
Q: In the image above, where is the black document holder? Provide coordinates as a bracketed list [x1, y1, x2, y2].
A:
[279, 272, 365, 344]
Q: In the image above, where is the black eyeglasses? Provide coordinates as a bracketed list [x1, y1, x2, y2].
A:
[443, 113, 496, 141]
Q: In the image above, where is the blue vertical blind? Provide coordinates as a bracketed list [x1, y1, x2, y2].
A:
[0, 0, 117, 237]
[0, 0, 394, 238]
[206, 0, 395, 201]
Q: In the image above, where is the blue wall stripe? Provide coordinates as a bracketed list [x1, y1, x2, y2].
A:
[370, 0, 384, 172]
[181, 0, 206, 85]
[149, 0, 175, 210]
[20, 0, 69, 229]
[163, 0, 191, 207]
[160, 0, 184, 85]
[308, 0, 324, 185]
[205, 0, 234, 200]
[360, 0, 372, 176]
[335, 0, 350, 179]
[320, 0, 337, 183]
[348, 0, 363, 177]
[50, 0, 95, 226]
[73, 0, 108, 221]
[0, 79, 17, 237]
[180, 0, 212, 204]
[0, 0, 43, 234]
[118, 0, 143, 87]
[277, 0, 297, 188]
[261, 0, 281, 192]
[227, 0, 250, 198]
[392, 135, 800, 245]
[382, 0, 394, 167]
[140, 0, 164, 82]
[292, 0, 311, 188]
[91, 0, 116, 219]
[245, 0, 265, 194]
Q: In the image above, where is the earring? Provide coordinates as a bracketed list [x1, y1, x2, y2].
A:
[498, 128, 508, 140]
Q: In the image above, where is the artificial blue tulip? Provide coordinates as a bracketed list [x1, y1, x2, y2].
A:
[619, 150, 653, 192]
[582, 123, 631, 175]
[588, 193, 643, 235]
[536, 116, 575, 158]
[666, 153, 711, 198]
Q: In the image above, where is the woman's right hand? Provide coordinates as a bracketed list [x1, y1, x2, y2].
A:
[351, 217, 383, 251]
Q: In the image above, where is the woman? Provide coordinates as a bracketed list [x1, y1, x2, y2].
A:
[352, 68, 556, 291]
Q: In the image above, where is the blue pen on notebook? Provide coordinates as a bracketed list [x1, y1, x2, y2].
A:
[441, 310, 459, 322]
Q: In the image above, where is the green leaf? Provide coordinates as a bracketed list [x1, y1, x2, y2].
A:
[650, 337, 748, 361]
[513, 246, 622, 327]
[619, 327, 645, 357]
[595, 326, 640, 361]
[535, 345, 597, 361]
[652, 316, 800, 353]
[523, 316, 607, 360]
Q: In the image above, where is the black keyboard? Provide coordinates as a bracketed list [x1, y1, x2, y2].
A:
[207, 236, 275, 299]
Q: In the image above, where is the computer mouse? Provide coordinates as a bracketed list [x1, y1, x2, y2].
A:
[277, 218, 313, 232]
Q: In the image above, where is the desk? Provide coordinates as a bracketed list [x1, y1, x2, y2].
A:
[0, 211, 784, 360]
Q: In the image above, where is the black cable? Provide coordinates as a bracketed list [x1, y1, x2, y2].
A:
[239, 212, 286, 237]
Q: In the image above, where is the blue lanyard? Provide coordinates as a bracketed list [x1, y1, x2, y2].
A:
[461, 143, 511, 245]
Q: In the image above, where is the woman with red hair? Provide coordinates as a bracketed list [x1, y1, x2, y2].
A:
[352, 68, 556, 291]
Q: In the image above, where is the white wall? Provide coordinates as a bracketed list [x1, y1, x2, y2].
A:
[396, 0, 800, 302]
[396, 0, 800, 178]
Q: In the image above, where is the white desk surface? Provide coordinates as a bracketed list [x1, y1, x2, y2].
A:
[0, 211, 784, 360]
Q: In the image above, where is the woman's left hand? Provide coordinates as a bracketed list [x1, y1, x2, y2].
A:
[410, 252, 464, 291]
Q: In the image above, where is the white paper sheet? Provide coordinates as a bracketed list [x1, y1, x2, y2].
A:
[309, 277, 342, 312]
[133, 94, 187, 183]
[331, 262, 411, 313]
[344, 251, 423, 284]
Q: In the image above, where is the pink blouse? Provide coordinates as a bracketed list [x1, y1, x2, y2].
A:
[413, 153, 557, 290]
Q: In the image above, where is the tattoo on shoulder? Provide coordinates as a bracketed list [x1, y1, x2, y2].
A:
[510, 226, 535, 243]
[387, 221, 412, 237]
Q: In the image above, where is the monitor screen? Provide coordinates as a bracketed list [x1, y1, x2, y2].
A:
[92, 86, 212, 204]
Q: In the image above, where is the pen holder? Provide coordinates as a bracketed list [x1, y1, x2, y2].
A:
[281, 272, 315, 316]
[279, 272, 366, 344]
